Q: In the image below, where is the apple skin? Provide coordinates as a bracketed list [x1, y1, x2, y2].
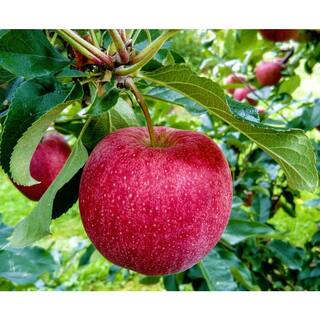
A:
[256, 59, 283, 86]
[233, 87, 258, 106]
[79, 126, 233, 275]
[259, 30, 298, 42]
[14, 133, 71, 201]
[225, 74, 246, 94]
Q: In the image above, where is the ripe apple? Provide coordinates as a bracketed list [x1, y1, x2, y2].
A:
[255, 59, 283, 86]
[79, 126, 233, 275]
[233, 87, 258, 106]
[14, 133, 71, 201]
[225, 74, 246, 94]
[259, 30, 299, 42]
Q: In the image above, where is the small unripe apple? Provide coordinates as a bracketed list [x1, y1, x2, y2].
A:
[256, 59, 283, 86]
[259, 30, 299, 42]
[14, 133, 71, 201]
[225, 74, 246, 94]
[233, 87, 258, 106]
[79, 126, 233, 275]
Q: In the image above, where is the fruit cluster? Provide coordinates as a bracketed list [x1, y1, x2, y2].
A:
[225, 29, 298, 116]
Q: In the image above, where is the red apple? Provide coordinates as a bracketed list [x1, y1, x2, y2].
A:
[225, 74, 246, 94]
[79, 126, 233, 275]
[14, 133, 71, 201]
[259, 30, 299, 42]
[233, 87, 258, 106]
[256, 59, 283, 86]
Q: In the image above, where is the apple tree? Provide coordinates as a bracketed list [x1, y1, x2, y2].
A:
[0, 29, 319, 290]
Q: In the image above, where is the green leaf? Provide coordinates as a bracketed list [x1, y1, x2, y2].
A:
[78, 244, 96, 267]
[301, 100, 320, 130]
[199, 249, 237, 291]
[252, 193, 271, 222]
[163, 275, 180, 291]
[222, 219, 276, 245]
[10, 138, 88, 247]
[0, 215, 56, 285]
[267, 240, 304, 270]
[10, 82, 83, 186]
[0, 30, 69, 79]
[144, 86, 206, 114]
[299, 267, 320, 281]
[83, 98, 138, 150]
[87, 82, 120, 116]
[55, 68, 87, 80]
[0, 67, 15, 83]
[200, 246, 259, 291]
[140, 65, 319, 192]
[139, 276, 161, 285]
[0, 246, 57, 285]
[54, 119, 84, 137]
[0, 213, 13, 248]
[224, 30, 258, 59]
[226, 97, 260, 123]
[279, 75, 301, 94]
[1, 76, 24, 109]
[0, 76, 72, 175]
[51, 169, 82, 219]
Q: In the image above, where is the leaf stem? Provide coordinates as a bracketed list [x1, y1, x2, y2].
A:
[114, 30, 180, 76]
[125, 77, 155, 147]
[108, 29, 130, 64]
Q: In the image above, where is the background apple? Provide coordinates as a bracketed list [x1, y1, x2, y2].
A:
[233, 87, 258, 106]
[225, 73, 246, 93]
[255, 59, 283, 86]
[259, 29, 299, 42]
[14, 132, 71, 201]
[79, 126, 233, 275]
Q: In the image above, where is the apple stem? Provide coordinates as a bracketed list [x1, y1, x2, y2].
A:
[281, 47, 294, 65]
[125, 77, 156, 147]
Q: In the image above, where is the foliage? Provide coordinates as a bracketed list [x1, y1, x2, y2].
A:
[0, 29, 319, 291]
